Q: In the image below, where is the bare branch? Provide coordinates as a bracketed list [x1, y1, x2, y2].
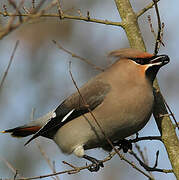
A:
[36, 142, 60, 180]
[0, 0, 124, 40]
[136, 0, 160, 18]
[0, 0, 51, 40]
[173, 122, 179, 129]
[130, 136, 162, 143]
[148, 15, 157, 39]
[8, 0, 24, 23]
[134, 144, 154, 178]
[0, 40, 19, 91]
[13, 149, 155, 180]
[12, 151, 116, 180]
[30, 108, 36, 121]
[52, 40, 104, 71]
[147, 15, 165, 48]
[162, 96, 179, 130]
[129, 150, 173, 173]
[32, 0, 35, 9]
[153, 0, 162, 55]
[0, 0, 123, 30]
[59, 13, 123, 27]
[0, 12, 124, 27]
[0, 156, 25, 179]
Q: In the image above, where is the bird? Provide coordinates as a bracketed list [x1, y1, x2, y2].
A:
[1, 48, 169, 171]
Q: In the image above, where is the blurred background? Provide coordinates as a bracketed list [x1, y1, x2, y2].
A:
[0, 0, 178, 180]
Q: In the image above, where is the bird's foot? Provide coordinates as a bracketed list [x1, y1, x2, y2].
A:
[114, 139, 132, 153]
[83, 155, 104, 172]
[88, 160, 104, 172]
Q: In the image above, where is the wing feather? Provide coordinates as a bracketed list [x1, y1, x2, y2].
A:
[25, 78, 110, 145]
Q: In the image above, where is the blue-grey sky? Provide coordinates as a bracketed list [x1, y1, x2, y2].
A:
[0, 1, 178, 180]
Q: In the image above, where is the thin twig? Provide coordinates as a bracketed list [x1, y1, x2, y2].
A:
[148, 15, 164, 50]
[62, 151, 116, 175]
[52, 40, 104, 71]
[14, 151, 116, 180]
[148, 10, 179, 130]
[152, 1, 179, 176]
[136, 0, 160, 18]
[6, 0, 25, 33]
[162, 96, 179, 130]
[135, 144, 148, 164]
[8, 0, 23, 23]
[153, 0, 162, 55]
[36, 143, 54, 170]
[3, 4, 8, 15]
[148, 15, 157, 39]
[29, 0, 46, 14]
[173, 122, 179, 129]
[0, 40, 19, 91]
[130, 136, 162, 143]
[0, 11, 124, 27]
[134, 144, 154, 178]
[129, 150, 173, 173]
[30, 108, 36, 121]
[56, 0, 63, 19]
[0, 0, 123, 40]
[32, 0, 35, 9]
[52, 161, 60, 180]
[36, 142, 60, 180]
[0, 156, 25, 179]
[12, 149, 155, 180]
[0, 0, 47, 40]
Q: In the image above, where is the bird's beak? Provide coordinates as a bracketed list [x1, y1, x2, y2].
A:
[149, 55, 170, 66]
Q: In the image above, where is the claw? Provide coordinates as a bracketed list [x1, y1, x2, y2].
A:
[83, 155, 104, 172]
[118, 139, 132, 153]
[88, 161, 103, 172]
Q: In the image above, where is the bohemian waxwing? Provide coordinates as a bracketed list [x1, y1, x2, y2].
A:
[1, 48, 169, 171]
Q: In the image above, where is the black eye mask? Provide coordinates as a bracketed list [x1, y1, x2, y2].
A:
[130, 55, 170, 66]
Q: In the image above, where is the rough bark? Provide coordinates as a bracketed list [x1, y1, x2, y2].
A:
[114, 0, 179, 179]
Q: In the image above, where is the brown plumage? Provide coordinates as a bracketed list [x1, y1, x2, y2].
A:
[2, 48, 169, 170]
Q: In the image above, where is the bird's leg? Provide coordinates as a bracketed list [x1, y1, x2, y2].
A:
[113, 139, 132, 153]
[118, 139, 132, 153]
[83, 155, 104, 172]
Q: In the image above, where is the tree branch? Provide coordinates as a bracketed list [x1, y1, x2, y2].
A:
[0, 12, 124, 27]
[114, 0, 145, 51]
[152, 1, 179, 178]
[129, 150, 173, 173]
[136, 0, 160, 18]
[153, 86, 179, 178]
[52, 40, 104, 71]
[0, 40, 19, 92]
[130, 136, 162, 143]
[0, 0, 55, 40]
[114, 0, 179, 179]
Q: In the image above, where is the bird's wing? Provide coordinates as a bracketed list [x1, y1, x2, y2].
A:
[25, 78, 110, 145]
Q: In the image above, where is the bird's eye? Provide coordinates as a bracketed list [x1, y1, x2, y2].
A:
[131, 58, 145, 65]
[135, 59, 142, 64]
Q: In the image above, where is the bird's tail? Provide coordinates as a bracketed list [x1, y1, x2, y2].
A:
[1, 110, 56, 138]
[1, 125, 41, 138]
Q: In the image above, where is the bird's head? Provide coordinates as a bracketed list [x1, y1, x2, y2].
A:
[109, 48, 170, 83]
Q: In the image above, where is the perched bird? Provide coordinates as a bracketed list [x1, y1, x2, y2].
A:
[1, 48, 169, 171]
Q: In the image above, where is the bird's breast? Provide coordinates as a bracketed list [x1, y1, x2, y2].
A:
[93, 81, 154, 141]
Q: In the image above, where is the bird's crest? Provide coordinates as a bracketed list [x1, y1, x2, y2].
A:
[108, 48, 153, 60]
